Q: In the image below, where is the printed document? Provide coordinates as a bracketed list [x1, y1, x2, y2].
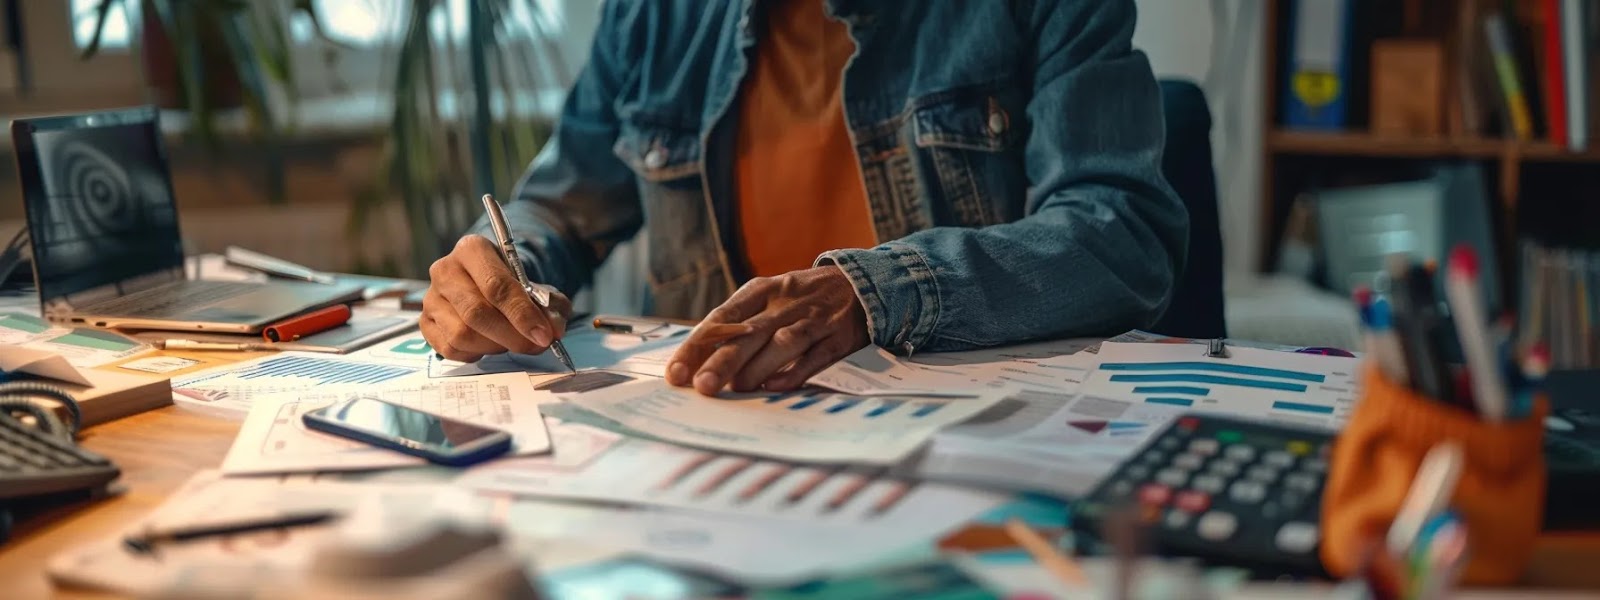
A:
[1084, 341, 1360, 430]
[222, 373, 551, 474]
[808, 337, 1098, 396]
[458, 422, 1004, 525]
[428, 323, 690, 378]
[564, 378, 1006, 464]
[171, 352, 424, 418]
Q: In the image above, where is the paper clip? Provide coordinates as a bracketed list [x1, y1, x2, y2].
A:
[1206, 338, 1230, 359]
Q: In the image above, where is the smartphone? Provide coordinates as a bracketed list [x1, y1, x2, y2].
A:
[302, 396, 513, 466]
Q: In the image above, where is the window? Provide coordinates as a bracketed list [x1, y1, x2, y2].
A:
[70, 0, 137, 52]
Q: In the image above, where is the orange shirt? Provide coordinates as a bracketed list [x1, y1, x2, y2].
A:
[734, 0, 877, 278]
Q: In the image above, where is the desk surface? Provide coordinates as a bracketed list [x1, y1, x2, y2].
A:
[2, 358, 1599, 598]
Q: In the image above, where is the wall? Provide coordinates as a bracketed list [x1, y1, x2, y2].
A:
[1133, 0, 1265, 279]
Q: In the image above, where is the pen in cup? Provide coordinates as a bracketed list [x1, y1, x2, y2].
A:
[480, 193, 576, 373]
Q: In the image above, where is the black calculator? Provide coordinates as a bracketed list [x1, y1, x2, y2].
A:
[1072, 414, 1335, 576]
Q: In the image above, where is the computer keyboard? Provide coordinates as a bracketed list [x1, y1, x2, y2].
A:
[0, 383, 121, 546]
[89, 280, 261, 318]
[0, 413, 118, 500]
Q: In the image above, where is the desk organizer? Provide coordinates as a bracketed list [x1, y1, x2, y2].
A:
[1321, 365, 1547, 585]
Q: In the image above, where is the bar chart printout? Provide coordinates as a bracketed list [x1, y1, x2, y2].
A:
[1083, 342, 1360, 430]
[565, 379, 1007, 464]
[172, 353, 421, 415]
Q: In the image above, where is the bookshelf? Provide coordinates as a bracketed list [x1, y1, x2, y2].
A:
[1257, 0, 1596, 278]
[1268, 130, 1600, 162]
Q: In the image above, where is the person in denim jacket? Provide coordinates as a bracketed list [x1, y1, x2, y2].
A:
[420, 0, 1189, 396]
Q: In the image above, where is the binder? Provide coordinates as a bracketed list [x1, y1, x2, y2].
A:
[1282, 0, 1355, 130]
[1542, 0, 1569, 148]
[1562, 0, 1589, 150]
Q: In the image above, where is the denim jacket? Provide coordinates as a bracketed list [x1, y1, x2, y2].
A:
[479, 0, 1189, 354]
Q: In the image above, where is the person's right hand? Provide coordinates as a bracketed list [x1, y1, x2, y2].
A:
[420, 235, 571, 362]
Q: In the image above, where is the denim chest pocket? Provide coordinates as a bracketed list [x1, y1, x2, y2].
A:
[613, 119, 704, 186]
[612, 118, 725, 295]
[908, 85, 1029, 227]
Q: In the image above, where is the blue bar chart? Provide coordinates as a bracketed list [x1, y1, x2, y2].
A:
[1086, 343, 1360, 429]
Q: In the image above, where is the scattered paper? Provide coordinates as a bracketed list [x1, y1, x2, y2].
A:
[503, 490, 1003, 586]
[351, 333, 436, 366]
[809, 337, 1098, 396]
[221, 373, 552, 475]
[0, 312, 148, 368]
[916, 391, 1177, 497]
[1085, 342, 1360, 430]
[563, 378, 1006, 464]
[427, 323, 691, 378]
[171, 352, 424, 418]
[0, 345, 91, 386]
[459, 422, 1004, 525]
[48, 471, 628, 597]
[117, 355, 200, 374]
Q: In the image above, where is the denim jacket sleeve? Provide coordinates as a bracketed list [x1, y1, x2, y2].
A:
[465, 1, 643, 297]
[819, 0, 1189, 353]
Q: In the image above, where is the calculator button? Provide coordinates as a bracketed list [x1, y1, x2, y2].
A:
[1287, 441, 1312, 456]
[1172, 453, 1204, 471]
[1123, 464, 1151, 480]
[1156, 468, 1189, 488]
[1300, 457, 1329, 474]
[1263, 451, 1295, 469]
[1275, 522, 1320, 554]
[1216, 430, 1243, 444]
[1175, 490, 1211, 513]
[1190, 474, 1226, 494]
[1165, 509, 1193, 530]
[1107, 479, 1135, 499]
[1229, 481, 1267, 504]
[1197, 511, 1238, 541]
[1318, 444, 1332, 458]
[1247, 465, 1278, 484]
[1261, 501, 1281, 520]
[1279, 491, 1311, 511]
[1223, 444, 1255, 462]
[1206, 460, 1240, 477]
[1187, 439, 1219, 456]
[1158, 437, 1181, 451]
[1142, 452, 1168, 466]
[1178, 417, 1200, 431]
[1139, 483, 1173, 507]
[1284, 473, 1320, 494]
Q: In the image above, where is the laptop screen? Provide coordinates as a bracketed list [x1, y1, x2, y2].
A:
[18, 111, 185, 308]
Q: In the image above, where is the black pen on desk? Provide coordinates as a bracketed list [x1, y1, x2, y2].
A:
[123, 511, 338, 555]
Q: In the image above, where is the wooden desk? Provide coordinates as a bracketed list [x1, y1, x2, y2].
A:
[1, 366, 1598, 597]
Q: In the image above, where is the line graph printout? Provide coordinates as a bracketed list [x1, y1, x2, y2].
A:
[172, 353, 423, 417]
[1084, 342, 1360, 430]
[565, 379, 1006, 464]
[221, 373, 551, 474]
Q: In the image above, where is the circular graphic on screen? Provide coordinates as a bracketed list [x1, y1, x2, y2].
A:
[56, 140, 135, 237]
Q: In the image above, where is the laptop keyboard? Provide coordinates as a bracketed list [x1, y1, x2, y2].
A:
[88, 280, 262, 318]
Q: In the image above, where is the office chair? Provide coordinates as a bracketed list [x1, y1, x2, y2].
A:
[1149, 79, 1228, 340]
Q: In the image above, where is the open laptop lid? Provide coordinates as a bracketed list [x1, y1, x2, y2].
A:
[11, 107, 186, 320]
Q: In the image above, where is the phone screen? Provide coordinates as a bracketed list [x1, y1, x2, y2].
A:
[313, 397, 503, 449]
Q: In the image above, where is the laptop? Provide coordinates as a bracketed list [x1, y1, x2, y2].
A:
[11, 107, 362, 334]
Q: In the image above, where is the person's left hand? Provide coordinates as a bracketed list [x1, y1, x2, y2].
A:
[666, 266, 870, 395]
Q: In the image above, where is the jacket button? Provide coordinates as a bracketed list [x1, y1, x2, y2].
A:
[644, 148, 667, 169]
[987, 109, 1007, 135]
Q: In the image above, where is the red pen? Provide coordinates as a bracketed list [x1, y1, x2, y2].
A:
[263, 304, 352, 342]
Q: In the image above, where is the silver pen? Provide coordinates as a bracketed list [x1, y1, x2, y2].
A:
[480, 193, 576, 373]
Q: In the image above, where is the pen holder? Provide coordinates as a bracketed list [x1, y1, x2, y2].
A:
[1320, 365, 1548, 586]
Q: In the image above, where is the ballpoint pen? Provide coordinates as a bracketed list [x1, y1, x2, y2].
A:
[481, 193, 577, 373]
